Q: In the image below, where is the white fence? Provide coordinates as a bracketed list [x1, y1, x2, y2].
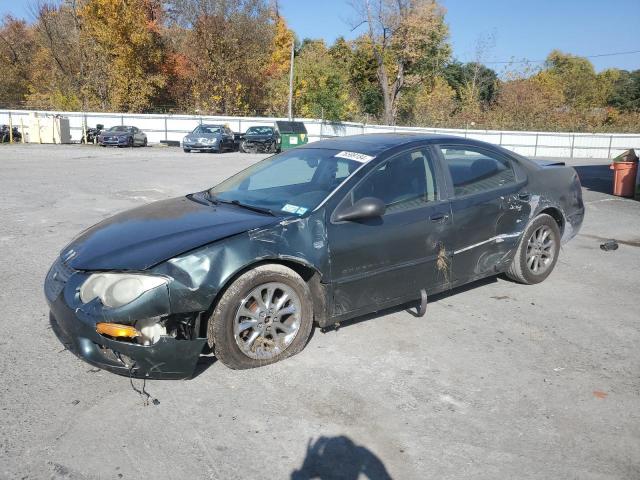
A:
[1, 109, 639, 158]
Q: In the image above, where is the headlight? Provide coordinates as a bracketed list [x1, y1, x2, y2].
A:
[80, 273, 168, 308]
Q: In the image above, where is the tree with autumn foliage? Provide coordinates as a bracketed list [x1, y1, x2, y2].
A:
[80, 0, 166, 112]
[0, 16, 35, 108]
[351, 0, 450, 125]
[262, 6, 295, 115]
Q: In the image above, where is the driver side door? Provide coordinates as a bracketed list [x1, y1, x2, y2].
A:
[327, 146, 453, 317]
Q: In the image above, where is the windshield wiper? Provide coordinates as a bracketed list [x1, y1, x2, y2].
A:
[201, 191, 277, 216]
[228, 200, 277, 216]
[212, 197, 276, 216]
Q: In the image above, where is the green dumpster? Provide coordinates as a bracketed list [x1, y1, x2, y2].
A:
[275, 121, 308, 150]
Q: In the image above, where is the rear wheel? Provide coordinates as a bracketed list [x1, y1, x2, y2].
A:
[208, 264, 314, 369]
[506, 213, 560, 284]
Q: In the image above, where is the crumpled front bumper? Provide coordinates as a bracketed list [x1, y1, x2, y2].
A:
[45, 260, 206, 380]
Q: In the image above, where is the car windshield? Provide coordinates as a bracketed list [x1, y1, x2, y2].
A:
[246, 127, 274, 135]
[193, 126, 222, 134]
[107, 126, 133, 133]
[209, 148, 362, 216]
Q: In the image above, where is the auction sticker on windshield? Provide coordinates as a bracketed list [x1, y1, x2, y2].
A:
[335, 151, 375, 163]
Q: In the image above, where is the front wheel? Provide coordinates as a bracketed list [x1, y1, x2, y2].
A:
[506, 213, 561, 284]
[208, 264, 314, 369]
[183, 148, 190, 153]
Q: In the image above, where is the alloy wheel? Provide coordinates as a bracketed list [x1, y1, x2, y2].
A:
[526, 225, 556, 274]
[233, 282, 302, 360]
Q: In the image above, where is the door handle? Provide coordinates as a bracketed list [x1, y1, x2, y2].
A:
[430, 213, 449, 222]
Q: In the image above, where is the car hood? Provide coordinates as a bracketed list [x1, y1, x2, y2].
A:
[63, 196, 279, 271]
[185, 133, 219, 140]
[102, 131, 130, 137]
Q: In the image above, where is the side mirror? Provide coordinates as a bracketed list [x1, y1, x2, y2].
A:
[334, 197, 386, 222]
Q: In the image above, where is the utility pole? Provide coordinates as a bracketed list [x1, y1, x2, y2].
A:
[288, 40, 294, 121]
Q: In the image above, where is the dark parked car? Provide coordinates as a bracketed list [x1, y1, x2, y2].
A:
[1, 124, 22, 143]
[183, 124, 235, 153]
[239, 125, 280, 153]
[98, 126, 147, 147]
[45, 134, 584, 379]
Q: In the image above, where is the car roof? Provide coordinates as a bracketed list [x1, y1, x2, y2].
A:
[298, 133, 472, 156]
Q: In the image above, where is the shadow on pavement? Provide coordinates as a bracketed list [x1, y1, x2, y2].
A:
[573, 164, 613, 195]
[291, 436, 392, 480]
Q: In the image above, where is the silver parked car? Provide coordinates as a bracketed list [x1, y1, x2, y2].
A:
[183, 125, 235, 153]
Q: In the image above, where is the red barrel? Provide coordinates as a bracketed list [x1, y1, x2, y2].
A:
[610, 161, 638, 197]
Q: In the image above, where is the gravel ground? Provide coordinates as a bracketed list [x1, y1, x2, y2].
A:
[0, 144, 639, 480]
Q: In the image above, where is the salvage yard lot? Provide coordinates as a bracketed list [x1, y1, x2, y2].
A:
[1, 144, 639, 479]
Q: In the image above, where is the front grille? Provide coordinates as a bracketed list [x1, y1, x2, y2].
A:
[44, 257, 75, 301]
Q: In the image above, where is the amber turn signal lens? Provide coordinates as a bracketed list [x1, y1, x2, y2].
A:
[96, 323, 140, 338]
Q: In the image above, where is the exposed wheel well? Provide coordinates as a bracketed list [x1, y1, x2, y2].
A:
[199, 259, 326, 337]
[539, 207, 564, 234]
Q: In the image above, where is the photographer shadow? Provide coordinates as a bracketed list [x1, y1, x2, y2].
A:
[291, 436, 392, 480]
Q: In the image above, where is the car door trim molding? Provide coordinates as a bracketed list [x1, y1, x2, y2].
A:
[453, 232, 522, 255]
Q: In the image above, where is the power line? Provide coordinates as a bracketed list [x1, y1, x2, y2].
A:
[479, 49, 640, 65]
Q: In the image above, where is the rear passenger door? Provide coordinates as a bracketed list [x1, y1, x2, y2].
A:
[435, 144, 530, 285]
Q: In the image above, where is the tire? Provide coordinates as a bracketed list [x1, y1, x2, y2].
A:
[143, 138, 147, 147]
[183, 148, 190, 153]
[127, 137, 133, 148]
[506, 213, 561, 285]
[208, 264, 314, 369]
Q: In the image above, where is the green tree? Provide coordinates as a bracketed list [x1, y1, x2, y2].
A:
[441, 61, 498, 104]
[349, 37, 383, 119]
[545, 50, 600, 108]
[293, 40, 358, 121]
[608, 69, 640, 111]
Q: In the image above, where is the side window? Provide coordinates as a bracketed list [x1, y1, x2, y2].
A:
[438, 146, 516, 197]
[350, 148, 438, 214]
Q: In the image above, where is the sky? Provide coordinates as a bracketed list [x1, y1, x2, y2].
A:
[2, 0, 639, 72]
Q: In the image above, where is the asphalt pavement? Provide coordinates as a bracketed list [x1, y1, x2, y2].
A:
[0, 144, 638, 479]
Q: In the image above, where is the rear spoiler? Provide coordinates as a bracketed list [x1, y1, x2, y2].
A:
[533, 159, 566, 167]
